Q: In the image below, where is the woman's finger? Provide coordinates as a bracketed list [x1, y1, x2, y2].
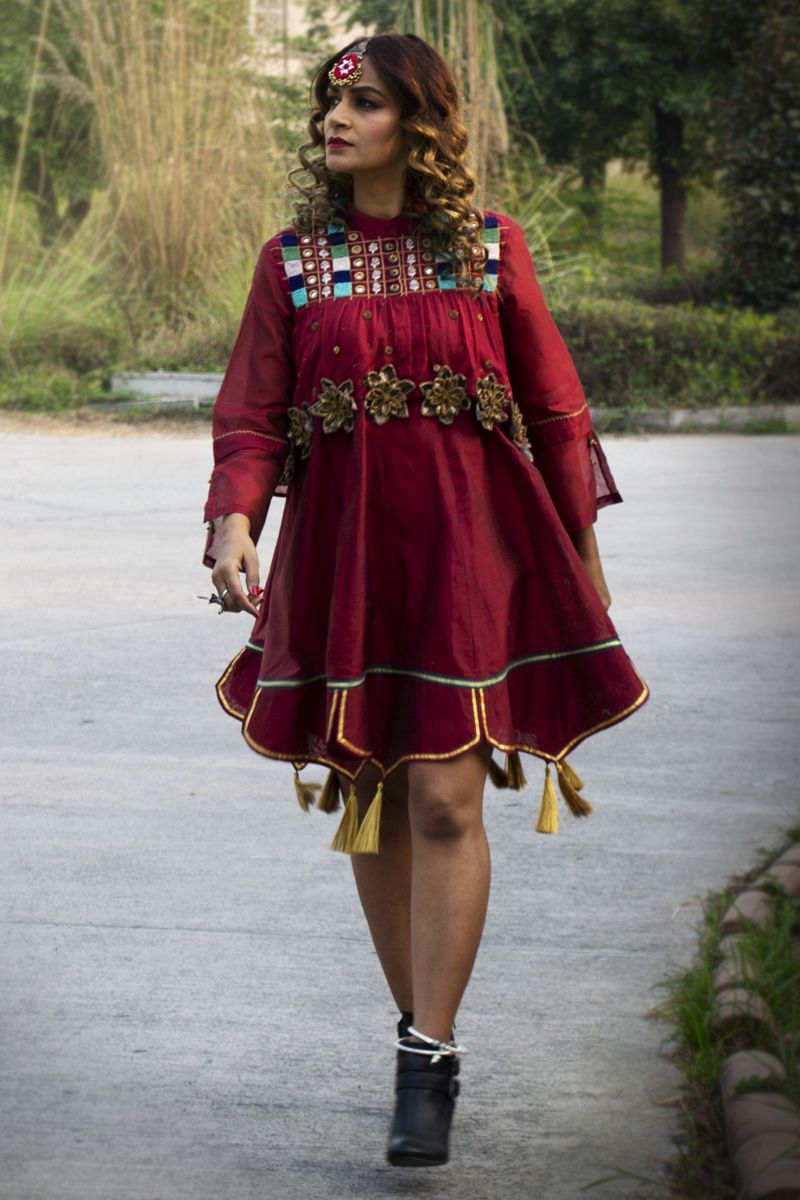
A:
[243, 542, 261, 598]
[218, 566, 259, 617]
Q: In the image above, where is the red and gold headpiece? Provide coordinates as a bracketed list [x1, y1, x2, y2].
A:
[328, 39, 370, 88]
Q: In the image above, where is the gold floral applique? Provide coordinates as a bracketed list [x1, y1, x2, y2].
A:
[419, 365, 471, 426]
[277, 451, 295, 487]
[474, 373, 510, 430]
[508, 398, 534, 461]
[287, 401, 314, 458]
[309, 377, 357, 433]
[363, 364, 415, 425]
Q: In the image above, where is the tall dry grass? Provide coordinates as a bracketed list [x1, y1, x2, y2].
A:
[58, 0, 288, 322]
[398, 0, 509, 206]
[395, 0, 589, 283]
[0, 187, 124, 372]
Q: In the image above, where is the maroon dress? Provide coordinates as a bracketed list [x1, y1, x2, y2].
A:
[202, 201, 650, 847]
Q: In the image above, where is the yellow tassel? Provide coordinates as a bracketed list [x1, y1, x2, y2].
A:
[293, 768, 322, 813]
[560, 758, 585, 793]
[488, 755, 510, 788]
[316, 768, 341, 813]
[330, 782, 359, 854]
[506, 749, 527, 791]
[351, 780, 384, 855]
[536, 764, 559, 834]
[556, 760, 593, 817]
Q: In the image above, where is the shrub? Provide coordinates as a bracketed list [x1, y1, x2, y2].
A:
[552, 295, 798, 409]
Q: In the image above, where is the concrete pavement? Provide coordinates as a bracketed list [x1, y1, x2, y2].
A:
[1, 428, 798, 1199]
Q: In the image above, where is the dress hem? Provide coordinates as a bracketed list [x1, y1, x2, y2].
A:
[215, 648, 651, 781]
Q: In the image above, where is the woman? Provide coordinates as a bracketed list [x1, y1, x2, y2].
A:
[201, 32, 649, 1168]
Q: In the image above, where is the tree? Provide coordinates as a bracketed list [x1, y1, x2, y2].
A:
[339, 0, 719, 270]
[0, 0, 98, 243]
[494, 0, 717, 270]
[701, 0, 800, 309]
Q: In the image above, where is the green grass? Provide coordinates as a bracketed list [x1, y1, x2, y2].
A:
[549, 165, 727, 290]
[652, 821, 800, 1199]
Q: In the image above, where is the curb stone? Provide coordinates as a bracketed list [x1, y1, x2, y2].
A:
[714, 845, 800, 1200]
[718, 890, 775, 936]
[104, 375, 800, 431]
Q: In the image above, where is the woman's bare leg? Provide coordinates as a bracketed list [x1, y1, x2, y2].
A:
[339, 763, 414, 1013]
[341, 742, 493, 1040]
[406, 744, 493, 1043]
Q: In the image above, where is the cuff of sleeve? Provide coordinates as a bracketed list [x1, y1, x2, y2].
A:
[202, 450, 287, 567]
[589, 433, 623, 510]
[533, 431, 622, 534]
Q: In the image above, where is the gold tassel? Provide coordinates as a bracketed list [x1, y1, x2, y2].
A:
[330, 782, 360, 854]
[351, 780, 384, 855]
[560, 758, 584, 793]
[488, 755, 510, 788]
[536, 764, 559, 834]
[506, 749, 527, 790]
[293, 767, 322, 813]
[316, 768, 341, 813]
[555, 760, 593, 818]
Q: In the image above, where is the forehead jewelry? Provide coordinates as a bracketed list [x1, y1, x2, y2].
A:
[328, 39, 369, 87]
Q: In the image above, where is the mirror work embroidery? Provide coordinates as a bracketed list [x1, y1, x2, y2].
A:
[278, 214, 500, 306]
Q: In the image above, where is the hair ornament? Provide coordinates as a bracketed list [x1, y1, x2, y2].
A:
[328, 39, 370, 87]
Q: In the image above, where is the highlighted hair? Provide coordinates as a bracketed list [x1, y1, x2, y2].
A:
[287, 32, 489, 293]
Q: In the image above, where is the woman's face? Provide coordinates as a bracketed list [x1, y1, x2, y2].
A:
[323, 56, 407, 176]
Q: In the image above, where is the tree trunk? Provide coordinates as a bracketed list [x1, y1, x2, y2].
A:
[23, 154, 62, 245]
[654, 104, 687, 272]
[580, 161, 606, 237]
[22, 154, 90, 244]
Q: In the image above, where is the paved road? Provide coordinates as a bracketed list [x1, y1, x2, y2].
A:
[1, 429, 798, 1200]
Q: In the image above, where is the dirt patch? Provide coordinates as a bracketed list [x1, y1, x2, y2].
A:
[0, 408, 210, 439]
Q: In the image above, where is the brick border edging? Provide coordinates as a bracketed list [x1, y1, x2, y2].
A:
[713, 843, 800, 1198]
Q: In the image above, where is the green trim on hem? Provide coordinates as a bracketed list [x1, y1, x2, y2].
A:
[253, 637, 623, 692]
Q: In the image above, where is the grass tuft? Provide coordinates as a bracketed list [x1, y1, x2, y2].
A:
[652, 823, 800, 1198]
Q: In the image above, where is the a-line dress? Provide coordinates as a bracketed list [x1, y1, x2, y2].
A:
[202, 200, 650, 852]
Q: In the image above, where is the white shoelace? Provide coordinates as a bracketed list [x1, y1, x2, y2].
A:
[394, 1024, 469, 1065]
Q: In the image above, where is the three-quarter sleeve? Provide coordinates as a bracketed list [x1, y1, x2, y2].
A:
[202, 236, 295, 567]
[497, 215, 622, 533]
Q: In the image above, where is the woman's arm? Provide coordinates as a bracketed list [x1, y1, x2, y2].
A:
[202, 236, 296, 612]
[570, 524, 612, 611]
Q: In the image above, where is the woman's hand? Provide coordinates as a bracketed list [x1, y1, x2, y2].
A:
[210, 513, 262, 617]
[570, 525, 612, 611]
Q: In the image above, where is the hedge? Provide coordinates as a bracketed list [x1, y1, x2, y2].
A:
[553, 295, 799, 409]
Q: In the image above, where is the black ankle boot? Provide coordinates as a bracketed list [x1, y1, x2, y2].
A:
[394, 1012, 460, 1091]
[386, 1021, 462, 1168]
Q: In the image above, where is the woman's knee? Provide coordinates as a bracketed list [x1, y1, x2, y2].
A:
[408, 778, 483, 839]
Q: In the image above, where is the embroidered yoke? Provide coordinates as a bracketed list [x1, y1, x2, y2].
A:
[203, 202, 650, 849]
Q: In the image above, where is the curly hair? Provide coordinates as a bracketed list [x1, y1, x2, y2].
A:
[287, 32, 489, 293]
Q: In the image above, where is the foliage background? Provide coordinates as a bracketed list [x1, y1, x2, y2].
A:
[0, 0, 797, 415]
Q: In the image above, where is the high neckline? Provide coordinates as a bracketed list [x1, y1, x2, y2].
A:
[345, 201, 416, 237]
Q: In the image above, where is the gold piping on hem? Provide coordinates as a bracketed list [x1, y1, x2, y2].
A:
[241, 694, 360, 780]
[215, 649, 249, 720]
[324, 688, 340, 743]
[225, 658, 651, 781]
[332, 687, 485, 775]
[477, 671, 651, 763]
